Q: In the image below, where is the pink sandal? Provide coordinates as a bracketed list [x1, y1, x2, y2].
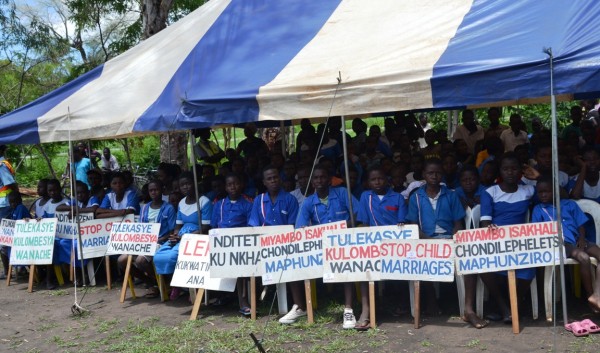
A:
[565, 321, 589, 337]
[580, 319, 600, 333]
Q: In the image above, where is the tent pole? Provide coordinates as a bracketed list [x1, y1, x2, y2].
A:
[546, 47, 568, 326]
[188, 131, 203, 228]
[280, 121, 286, 158]
[340, 115, 355, 227]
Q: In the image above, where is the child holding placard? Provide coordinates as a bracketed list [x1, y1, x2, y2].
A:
[154, 172, 212, 300]
[479, 153, 535, 324]
[405, 159, 483, 327]
[296, 164, 359, 329]
[0, 192, 30, 279]
[42, 178, 69, 289]
[355, 167, 407, 330]
[212, 173, 253, 315]
[55, 181, 97, 268]
[96, 172, 140, 218]
[533, 177, 600, 313]
[118, 179, 176, 298]
[248, 165, 300, 322]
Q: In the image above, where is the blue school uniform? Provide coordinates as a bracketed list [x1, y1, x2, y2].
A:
[211, 196, 253, 229]
[11, 204, 30, 220]
[406, 185, 465, 239]
[139, 202, 176, 243]
[154, 196, 212, 275]
[532, 200, 588, 245]
[99, 189, 140, 215]
[481, 184, 535, 280]
[454, 185, 486, 205]
[296, 187, 358, 227]
[249, 190, 298, 227]
[357, 188, 407, 226]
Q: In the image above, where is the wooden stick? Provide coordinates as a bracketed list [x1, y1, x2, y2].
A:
[250, 277, 257, 320]
[508, 270, 520, 334]
[189, 288, 205, 320]
[54, 265, 65, 286]
[128, 275, 136, 299]
[28, 265, 35, 293]
[119, 255, 133, 303]
[105, 256, 112, 290]
[369, 281, 376, 329]
[6, 265, 12, 286]
[70, 251, 75, 282]
[304, 280, 314, 324]
[413, 281, 420, 329]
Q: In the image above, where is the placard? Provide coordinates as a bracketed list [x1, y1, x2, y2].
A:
[77, 215, 134, 259]
[106, 222, 161, 256]
[260, 221, 346, 285]
[380, 239, 455, 281]
[9, 218, 57, 265]
[454, 221, 560, 275]
[0, 219, 15, 247]
[171, 234, 236, 291]
[322, 224, 419, 283]
[55, 211, 95, 239]
[209, 226, 292, 278]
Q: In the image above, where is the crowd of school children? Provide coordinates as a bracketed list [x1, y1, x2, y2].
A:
[2, 102, 600, 332]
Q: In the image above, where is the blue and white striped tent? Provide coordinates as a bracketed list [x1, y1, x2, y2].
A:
[1, 0, 600, 144]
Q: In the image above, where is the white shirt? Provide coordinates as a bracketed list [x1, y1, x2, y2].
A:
[500, 129, 529, 152]
[101, 154, 120, 170]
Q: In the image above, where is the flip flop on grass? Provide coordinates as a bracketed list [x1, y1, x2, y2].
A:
[565, 321, 589, 337]
[355, 319, 370, 331]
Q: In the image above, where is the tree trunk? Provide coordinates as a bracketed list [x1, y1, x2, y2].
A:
[142, 0, 187, 168]
[160, 132, 188, 169]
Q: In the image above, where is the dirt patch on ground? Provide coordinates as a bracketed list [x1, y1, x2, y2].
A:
[0, 268, 599, 353]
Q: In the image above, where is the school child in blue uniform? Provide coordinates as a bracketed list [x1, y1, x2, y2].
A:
[96, 172, 140, 218]
[30, 179, 49, 218]
[454, 164, 487, 209]
[154, 172, 212, 300]
[355, 167, 407, 330]
[295, 164, 360, 329]
[212, 173, 254, 315]
[480, 153, 535, 323]
[0, 192, 30, 279]
[56, 181, 99, 268]
[118, 180, 176, 298]
[533, 177, 600, 313]
[405, 159, 482, 326]
[42, 179, 69, 289]
[248, 166, 301, 323]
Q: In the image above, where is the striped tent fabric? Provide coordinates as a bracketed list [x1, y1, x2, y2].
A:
[1, 0, 600, 144]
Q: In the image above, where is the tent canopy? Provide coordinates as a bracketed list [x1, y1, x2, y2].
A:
[1, 0, 599, 145]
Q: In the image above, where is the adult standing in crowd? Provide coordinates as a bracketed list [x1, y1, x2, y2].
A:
[484, 107, 508, 138]
[236, 123, 268, 159]
[100, 147, 120, 171]
[0, 145, 18, 220]
[452, 109, 484, 154]
[193, 128, 225, 172]
[67, 147, 93, 189]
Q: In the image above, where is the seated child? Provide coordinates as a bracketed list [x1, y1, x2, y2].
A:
[211, 173, 253, 315]
[42, 179, 69, 289]
[154, 172, 212, 300]
[454, 165, 486, 209]
[118, 179, 176, 298]
[533, 177, 600, 312]
[0, 192, 30, 279]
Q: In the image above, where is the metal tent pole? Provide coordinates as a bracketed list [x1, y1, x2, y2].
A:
[340, 115, 355, 227]
[545, 47, 568, 326]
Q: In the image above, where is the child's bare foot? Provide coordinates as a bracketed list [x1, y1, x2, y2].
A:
[462, 312, 488, 329]
[587, 295, 600, 313]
